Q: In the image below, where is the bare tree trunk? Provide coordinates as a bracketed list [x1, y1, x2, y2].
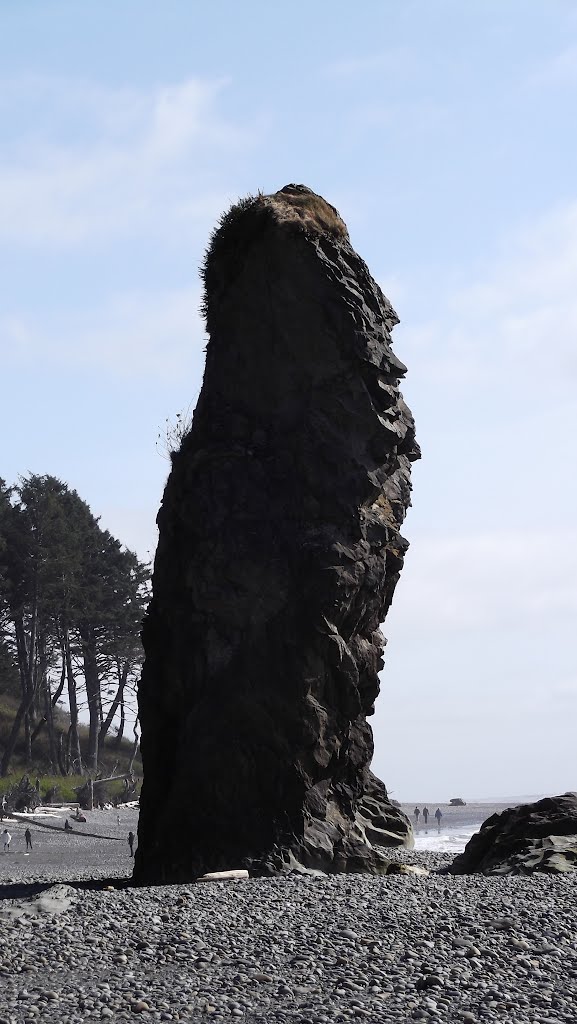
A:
[31, 654, 66, 737]
[115, 692, 126, 747]
[100, 659, 129, 746]
[2, 612, 38, 776]
[25, 586, 38, 764]
[63, 627, 82, 774]
[57, 733, 67, 776]
[128, 717, 140, 774]
[23, 707, 32, 763]
[0, 678, 41, 776]
[45, 677, 57, 767]
[38, 632, 57, 767]
[64, 725, 73, 775]
[1, 700, 28, 776]
[80, 623, 100, 772]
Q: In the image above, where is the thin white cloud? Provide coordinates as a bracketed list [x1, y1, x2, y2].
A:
[452, 202, 577, 318]
[2, 285, 205, 379]
[96, 502, 160, 565]
[323, 47, 417, 80]
[528, 43, 577, 87]
[552, 678, 577, 702]
[400, 200, 577, 386]
[349, 97, 449, 136]
[0, 75, 253, 245]
[377, 273, 406, 307]
[396, 529, 577, 632]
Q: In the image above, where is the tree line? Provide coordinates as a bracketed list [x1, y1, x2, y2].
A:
[0, 474, 150, 777]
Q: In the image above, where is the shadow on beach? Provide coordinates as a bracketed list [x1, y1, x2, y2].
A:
[0, 806, 139, 891]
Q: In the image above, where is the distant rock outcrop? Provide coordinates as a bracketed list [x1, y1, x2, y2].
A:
[449, 793, 577, 874]
[134, 185, 419, 883]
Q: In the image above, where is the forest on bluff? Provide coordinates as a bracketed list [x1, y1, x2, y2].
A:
[0, 474, 150, 779]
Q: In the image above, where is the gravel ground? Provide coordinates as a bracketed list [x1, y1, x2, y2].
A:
[1, 812, 576, 1023]
[0, 808, 138, 884]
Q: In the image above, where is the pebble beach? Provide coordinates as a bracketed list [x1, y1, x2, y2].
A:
[1, 808, 576, 1023]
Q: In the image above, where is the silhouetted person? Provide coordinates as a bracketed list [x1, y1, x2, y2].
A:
[64, 819, 73, 831]
[422, 806, 429, 824]
[434, 807, 442, 828]
[128, 831, 135, 857]
[2, 829, 11, 851]
[24, 828, 32, 850]
[413, 806, 420, 825]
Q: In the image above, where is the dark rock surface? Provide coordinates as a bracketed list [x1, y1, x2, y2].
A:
[135, 184, 419, 883]
[355, 771, 414, 850]
[449, 792, 577, 875]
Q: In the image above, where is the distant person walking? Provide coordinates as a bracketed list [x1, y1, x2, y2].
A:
[434, 807, 442, 828]
[117, 814, 121, 826]
[128, 831, 135, 857]
[0, 795, 6, 821]
[422, 806, 429, 825]
[413, 806, 420, 825]
[24, 828, 33, 851]
[2, 829, 11, 852]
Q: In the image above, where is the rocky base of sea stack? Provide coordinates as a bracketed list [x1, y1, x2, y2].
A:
[250, 773, 413, 876]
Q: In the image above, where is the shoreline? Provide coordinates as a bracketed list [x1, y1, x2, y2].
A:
[0, 799, 549, 887]
[400, 800, 516, 830]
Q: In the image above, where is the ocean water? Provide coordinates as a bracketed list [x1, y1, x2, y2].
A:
[400, 797, 550, 853]
[413, 824, 480, 854]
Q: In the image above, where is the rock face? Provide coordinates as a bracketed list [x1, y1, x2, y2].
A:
[449, 793, 577, 875]
[134, 185, 419, 883]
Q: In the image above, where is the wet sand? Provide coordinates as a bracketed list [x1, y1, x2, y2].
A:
[400, 800, 518, 834]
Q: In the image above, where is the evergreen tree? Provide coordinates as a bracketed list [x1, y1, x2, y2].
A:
[0, 481, 20, 700]
[97, 542, 149, 748]
[0, 474, 150, 776]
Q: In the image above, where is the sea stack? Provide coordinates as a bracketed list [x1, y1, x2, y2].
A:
[134, 185, 419, 883]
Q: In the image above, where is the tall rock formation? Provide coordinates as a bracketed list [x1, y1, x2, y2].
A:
[134, 185, 419, 883]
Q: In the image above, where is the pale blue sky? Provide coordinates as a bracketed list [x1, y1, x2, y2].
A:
[2, 1, 576, 799]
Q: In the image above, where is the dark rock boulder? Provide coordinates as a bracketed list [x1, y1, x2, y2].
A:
[449, 792, 577, 875]
[134, 184, 418, 883]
